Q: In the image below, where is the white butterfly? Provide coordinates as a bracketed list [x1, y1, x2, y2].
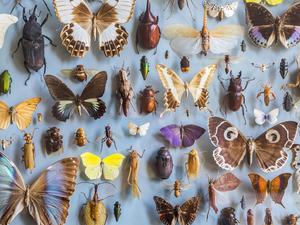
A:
[207, 1, 238, 21]
[0, 14, 18, 49]
[128, 122, 150, 136]
[254, 108, 279, 125]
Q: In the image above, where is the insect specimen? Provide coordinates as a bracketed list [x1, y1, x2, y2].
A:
[140, 56, 149, 80]
[208, 116, 298, 172]
[247, 209, 254, 225]
[53, 0, 136, 57]
[0, 14, 18, 49]
[75, 128, 88, 147]
[221, 55, 243, 74]
[0, 97, 41, 130]
[256, 85, 276, 106]
[128, 122, 150, 136]
[251, 62, 275, 72]
[116, 67, 135, 117]
[11, 0, 52, 15]
[245, 2, 300, 48]
[155, 147, 173, 179]
[282, 91, 295, 112]
[136, 0, 161, 53]
[0, 137, 13, 151]
[245, 0, 284, 6]
[218, 207, 239, 225]
[12, 6, 56, 85]
[80, 152, 125, 180]
[206, 1, 238, 21]
[163, 2, 244, 56]
[44, 72, 107, 121]
[248, 173, 291, 207]
[280, 58, 289, 79]
[153, 196, 201, 225]
[164, 0, 196, 19]
[185, 149, 200, 180]
[180, 56, 190, 73]
[253, 108, 279, 125]
[284, 214, 300, 225]
[264, 208, 273, 225]
[156, 64, 217, 116]
[241, 40, 247, 52]
[240, 196, 246, 210]
[114, 201, 121, 222]
[61, 65, 99, 82]
[0, 70, 12, 94]
[160, 124, 205, 148]
[165, 50, 169, 59]
[22, 131, 37, 171]
[99, 125, 118, 152]
[139, 86, 158, 114]
[291, 144, 300, 193]
[0, 152, 78, 225]
[167, 180, 191, 198]
[37, 113, 43, 122]
[127, 149, 145, 198]
[45, 127, 63, 155]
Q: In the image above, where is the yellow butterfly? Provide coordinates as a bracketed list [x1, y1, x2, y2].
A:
[81, 152, 125, 180]
[0, 97, 41, 131]
[244, 0, 284, 6]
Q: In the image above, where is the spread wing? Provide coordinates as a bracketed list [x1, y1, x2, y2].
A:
[270, 173, 291, 207]
[179, 196, 201, 225]
[80, 152, 102, 180]
[248, 173, 268, 205]
[182, 125, 206, 148]
[188, 64, 217, 110]
[0, 101, 10, 130]
[206, 2, 221, 18]
[102, 153, 125, 180]
[160, 124, 182, 147]
[254, 121, 298, 172]
[0, 14, 18, 49]
[223, 1, 238, 18]
[254, 109, 267, 125]
[153, 196, 176, 225]
[137, 122, 150, 136]
[208, 117, 247, 171]
[213, 173, 241, 192]
[28, 157, 79, 225]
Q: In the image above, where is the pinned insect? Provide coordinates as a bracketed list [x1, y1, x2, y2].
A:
[287, 54, 300, 89]
[291, 144, 300, 194]
[256, 85, 276, 106]
[140, 56, 149, 80]
[116, 67, 135, 117]
[45, 127, 63, 155]
[37, 113, 43, 122]
[114, 201, 121, 222]
[219, 71, 254, 124]
[206, 1, 238, 21]
[241, 40, 246, 52]
[218, 207, 239, 225]
[251, 62, 275, 72]
[240, 196, 246, 210]
[61, 65, 99, 82]
[0, 137, 13, 151]
[75, 128, 88, 147]
[283, 91, 295, 112]
[264, 208, 273, 225]
[168, 180, 191, 198]
[284, 214, 300, 225]
[155, 147, 173, 179]
[180, 56, 190, 73]
[128, 122, 150, 137]
[280, 58, 289, 79]
[22, 129, 38, 171]
[12, 5, 56, 85]
[165, 50, 169, 59]
[99, 125, 117, 152]
[0, 70, 12, 94]
[247, 209, 254, 225]
[139, 86, 158, 114]
[127, 148, 145, 198]
[185, 149, 200, 180]
[221, 55, 243, 74]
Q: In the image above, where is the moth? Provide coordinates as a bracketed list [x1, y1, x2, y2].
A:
[0, 151, 79, 225]
[244, 0, 284, 6]
[208, 116, 298, 172]
[248, 173, 291, 207]
[0, 14, 18, 49]
[153, 195, 201, 225]
[128, 122, 150, 137]
[53, 0, 136, 57]
[185, 149, 200, 180]
[245, 2, 300, 48]
[251, 62, 275, 72]
[253, 108, 279, 125]
[206, 1, 238, 21]
[60, 65, 99, 82]
[156, 64, 217, 116]
[44, 72, 107, 121]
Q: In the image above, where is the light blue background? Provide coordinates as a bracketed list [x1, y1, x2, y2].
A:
[0, 0, 300, 224]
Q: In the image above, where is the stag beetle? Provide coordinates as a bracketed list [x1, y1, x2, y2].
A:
[12, 5, 56, 85]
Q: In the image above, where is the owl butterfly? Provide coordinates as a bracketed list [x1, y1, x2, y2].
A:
[153, 196, 201, 225]
[244, 0, 284, 6]
[0, 151, 79, 225]
[53, 0, 136, 57]
[0, 14, 18, 49]
[245, 2, 300, 48]
[44, 72, 107, 122]
[208, 117, 298, 172]
[206, 1, 238, 21]
[248, 173, 291, 207]
[156, 64, 217, 116]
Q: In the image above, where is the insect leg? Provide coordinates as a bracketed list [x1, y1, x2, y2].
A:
[241, 103, 246, 125]
[43, 35, 57, 47]
[271, 91, 276, 100]
[42, 0, 52, 16]
[22, 6, 27, 22]
[43, 57, 47, 76]
[11, 38, 23, 58]
[24, 63, 32, 86]
[217, 75, 227, 91]
[135, 32, 140, 54]
[242, 78, 255, 91]
[100, 138, 105, 153]
[112, 139, 118, 151]
[41, 14, 49, 27]
[256, 91, 263, 99]
[186, 0, 195, 21]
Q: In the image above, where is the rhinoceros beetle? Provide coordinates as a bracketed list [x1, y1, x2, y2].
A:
[12, 5, 56, 85]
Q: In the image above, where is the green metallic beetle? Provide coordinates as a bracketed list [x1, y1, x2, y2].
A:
[0, 70, 12, 94]
[140, 56, 149, 80]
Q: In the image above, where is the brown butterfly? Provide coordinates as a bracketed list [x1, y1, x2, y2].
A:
[248, 173, 291, 207]
[245, 2, 300, 48]
[153, 196, 201, 225]
[208, 117, 298, 172]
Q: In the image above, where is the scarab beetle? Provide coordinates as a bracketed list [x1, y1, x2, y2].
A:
[155, 147, 173, 179]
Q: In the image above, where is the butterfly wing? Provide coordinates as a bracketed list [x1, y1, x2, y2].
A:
[12, 97, 41, 131]
[269, 173, 291, 207]
[137, 122, 150, 136]
[160, 125, 182, 147]
[0, 101, 10, 130]
[206, 2, 221, 18]
[223, 1, 238, 18]
[102, 153, 125, 180]
[213, 173, 241, 192]
[267, 108, 279, 125]
[248, 173, 268, 205]
[279, 2, 300, 48]
[244, 0, 262, 3]
[254, 109, 267, 125]
[80, 152, 102, 180]
[153, 196, 176, 225]
[208, 117, 247, 170]
[44, 75, 76, 121]
[254, 121, 298, 172]
[245, 3, 276, 48]
[266, 0, 284, 5]
[188, 64, 217, 110]
[178, 196, 201, 225]
[80, 72, 107, 119]
[0, 14, 18, 49]
[28, 157, 79, 225]
[182, 125, 206, 148]
[128, 122, 139, 135]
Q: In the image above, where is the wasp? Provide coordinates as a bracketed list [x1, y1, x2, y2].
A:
[99, 125, 117, 152]
[256, 85, 276, 106]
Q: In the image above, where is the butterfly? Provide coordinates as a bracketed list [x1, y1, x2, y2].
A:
[0, 97, 41, 131]
[207, 1, 238, 21]
[0, 14, 18, 49]
[128, 122, 150, 136]
[44, 72, 107, 122]
[53, 0, 136, 57]
[208, 116, 298, 172]
[244, 0, 284, 6]
[254, 108, 279, 125]
[248, 173, 291, 207]
[153, 196, 201, 225]
[80, 152, 125, 180]
[0, 151, 79, 225]
[245, 2, 300, 48]
[160, 124, 206, 148]
[156, 64, 217, 116]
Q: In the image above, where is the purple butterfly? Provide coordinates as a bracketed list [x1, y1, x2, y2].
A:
[160, 124, 205, 148]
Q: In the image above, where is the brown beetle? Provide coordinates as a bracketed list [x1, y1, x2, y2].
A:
[180, 56, 190, 73]
[22, 129, 37, 171]
[136, 0, 161, 53]
[256, 85, 276, 106]
[45, 127, 63, 155]
[140, 86, 158, 114]
[264, 208, 273, 225]
[284, 214, 300, 225]
[75, 128, 88, 147]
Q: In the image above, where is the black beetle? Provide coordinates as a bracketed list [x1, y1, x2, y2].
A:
[283, 91, 294, 112]
[280, 58, 288, 79]
[155, 147, 173, 179]
[12, 5, 56, 85]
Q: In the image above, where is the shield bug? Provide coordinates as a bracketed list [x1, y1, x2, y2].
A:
[180, 56, 190, 73]
[256, 85, 276, 106]
[140, 86, 158, 114]
[0, 70, 12, 94]
[241, 40, 246, 52]
[185, 149, 200, 180]
[22, 129, 37, 171]
[136, 0, 161, 53]
[75, 128, 88, 147]
[284, 214, 300, 225]
[99, 125, 117, 152]
[280, 58, 288, 79]
[283, 91, 294, 112]
[12, 5, 56, 85]
[247, 209, 254, 225]
[218, 207, 239, 225]
[45, 127, 63, 155]
[155, 147, 173, 179]
[114, 201, 121, 222]
[140, 56, 149, 80]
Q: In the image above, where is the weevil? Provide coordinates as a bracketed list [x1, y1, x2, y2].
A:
[0, 70, 12, 94]
[257, 85, 276, 106]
